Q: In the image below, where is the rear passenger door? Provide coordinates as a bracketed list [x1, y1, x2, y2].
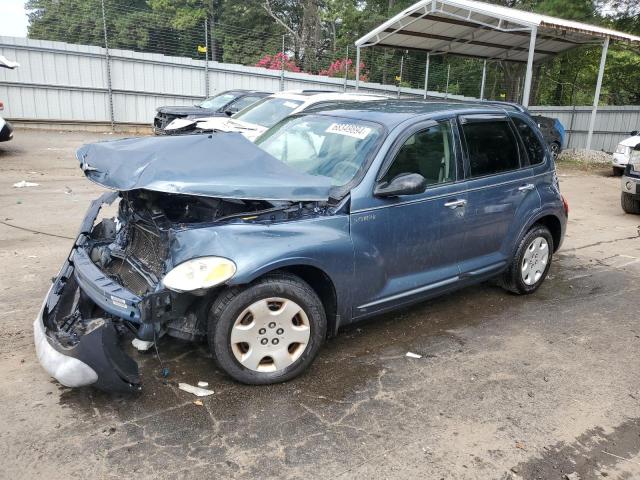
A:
[457, 114, 541, 277]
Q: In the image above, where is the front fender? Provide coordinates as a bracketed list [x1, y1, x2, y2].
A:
[169, 215, 355, 321]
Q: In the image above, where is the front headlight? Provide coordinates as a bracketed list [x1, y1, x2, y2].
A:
[163, 257, 236, 292]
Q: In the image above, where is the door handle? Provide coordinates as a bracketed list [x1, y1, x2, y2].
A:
[518, 183, 535, 192]
[444, 199, 467, 209]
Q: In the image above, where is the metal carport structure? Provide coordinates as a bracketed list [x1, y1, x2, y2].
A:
[354, 0, 640, 149]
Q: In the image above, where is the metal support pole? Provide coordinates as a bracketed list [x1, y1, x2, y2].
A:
[398, 54, 404, 98]
[586, 36, 610, 151]
[445, 63, 450, 99]
[100, 0, 114, 131]
[355, 46, 361, 91]
[480, 59, 487, 101]
[204, 19, 209, 97]
[522, 26, 537, 107]
[343, 45, 349, 92]
[280, 35, 286, 91]
[423, 52, 430, 99]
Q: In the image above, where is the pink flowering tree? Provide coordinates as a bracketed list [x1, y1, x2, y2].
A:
[255, 52, 301, 72]
[319, 58, 368, 81]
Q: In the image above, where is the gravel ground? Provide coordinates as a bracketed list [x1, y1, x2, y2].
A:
[1, 130, 640, 480]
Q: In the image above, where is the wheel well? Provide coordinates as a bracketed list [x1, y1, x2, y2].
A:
[534, 215, 562, 252]
[275, 265, 338, 337]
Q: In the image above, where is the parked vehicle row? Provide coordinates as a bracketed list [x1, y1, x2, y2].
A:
[153, 89, 269, 133]
[161, 90, 386, 140]
[36, 99, 567, 392]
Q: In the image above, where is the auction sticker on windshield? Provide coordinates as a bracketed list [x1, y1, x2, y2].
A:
[326, 123, 372, 139]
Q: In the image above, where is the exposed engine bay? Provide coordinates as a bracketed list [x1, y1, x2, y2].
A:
[89, 190, 329, 297]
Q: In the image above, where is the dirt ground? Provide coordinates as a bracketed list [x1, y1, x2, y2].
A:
[1, 129, 639, 480]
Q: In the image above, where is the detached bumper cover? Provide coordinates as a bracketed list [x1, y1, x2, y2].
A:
[35, 259, 142, 393]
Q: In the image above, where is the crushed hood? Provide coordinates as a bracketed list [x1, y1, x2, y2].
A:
[76, 133, 333, 201]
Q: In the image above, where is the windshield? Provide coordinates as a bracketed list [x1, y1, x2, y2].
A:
[199, 92, 237, 110]
[234, 97, 304, 128]
[255, 114, 384, 187]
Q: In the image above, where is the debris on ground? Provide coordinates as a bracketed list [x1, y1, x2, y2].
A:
[13, 181, 39, 188]
[64, 186, 73, 195]
[406, 352, 422, 359]
[132, 338, 154, 351]
[564, 472, 581, 480]
[160, 367, 170, 378]
[197, 381, 209, 388]
[515, 441, 526, 450]
[193, 400, 203, 406]
[178, 382, 214, 397]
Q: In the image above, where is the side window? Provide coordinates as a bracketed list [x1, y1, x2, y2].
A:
[462, 120, 520, 177]
[512, 117, 546, 165]
[382, 122, 455, 186]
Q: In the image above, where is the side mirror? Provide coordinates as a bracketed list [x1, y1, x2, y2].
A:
[631, 130, 639, 137]
[374, 173, 427, 198]
[224, 110, 234, 117]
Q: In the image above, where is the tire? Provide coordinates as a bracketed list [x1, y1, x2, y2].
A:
[621, 192, 640, 214]
[208, 272, 326, 385]
[549, 142, 560, 161]
[498, 225, 554, 295]
[613, 167, 624, 177]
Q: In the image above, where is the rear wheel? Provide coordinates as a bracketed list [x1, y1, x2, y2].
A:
[208, 273, 326, 384]
[549, 142, 560, 161]
[499, 225, 554, 295]
[621, 192, 640, 214]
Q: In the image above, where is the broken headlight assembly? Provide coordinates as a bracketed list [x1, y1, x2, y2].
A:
[163, 256, 236, 292]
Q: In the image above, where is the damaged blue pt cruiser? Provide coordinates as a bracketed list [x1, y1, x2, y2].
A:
[35, 101, 568, 392]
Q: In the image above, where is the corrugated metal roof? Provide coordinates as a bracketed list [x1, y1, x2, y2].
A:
[356, 0, 640, 62]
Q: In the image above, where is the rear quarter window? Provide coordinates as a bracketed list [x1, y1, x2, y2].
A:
[512, 117, 546, 165]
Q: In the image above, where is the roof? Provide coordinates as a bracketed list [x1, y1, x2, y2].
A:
[356, 0, 640, 63]
[306, 99, 508, 129]
[272, 90, 388, 103]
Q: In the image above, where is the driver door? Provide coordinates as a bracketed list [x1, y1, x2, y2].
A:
[351, 119, 468, 318]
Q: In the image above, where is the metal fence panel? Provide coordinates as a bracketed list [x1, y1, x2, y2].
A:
[1, 35, 638, 152]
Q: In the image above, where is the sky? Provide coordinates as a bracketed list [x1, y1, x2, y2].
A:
[1, 0, 29, 37]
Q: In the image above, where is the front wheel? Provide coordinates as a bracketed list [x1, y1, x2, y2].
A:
[499, 225, 554, 295]
[208, 273, 326, 385]
[549, 142, 561, 161]
[613, 167, 624, 177]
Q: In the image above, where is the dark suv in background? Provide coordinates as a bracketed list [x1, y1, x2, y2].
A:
[36, 100, 567, 392]
[153, 89, 269, 133]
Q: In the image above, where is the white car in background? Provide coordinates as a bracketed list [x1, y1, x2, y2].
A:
[164, 90, 386, 141]
[613, 130, 640, 175]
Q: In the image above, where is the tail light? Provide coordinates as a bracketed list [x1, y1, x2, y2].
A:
[0, 101, 4, 111]
[562, 195, 569, 216]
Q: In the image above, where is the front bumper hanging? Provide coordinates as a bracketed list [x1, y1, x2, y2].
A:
[34, 192, 142, 393]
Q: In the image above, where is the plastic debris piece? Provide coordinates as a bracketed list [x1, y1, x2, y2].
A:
[132, 338, 154, 351]
[197, 381, 209, 388]
[564, 473, 581, 480]
[193, 400, 203, 406]
[13, 181, 39, 188]
[406, 352, 422, 359]
[160, 367, 170, 378]
[179, 382, 214, 397]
